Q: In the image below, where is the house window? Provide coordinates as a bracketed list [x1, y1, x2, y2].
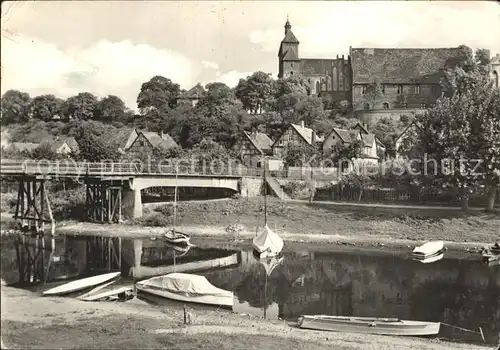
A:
[362, 85, 367, 94]
[290, 71, 294, 75]
[415, 85, 420, 94]
[291, 63, 294, 68]
[420, 103, 427, 108]
[383, 102, 389, 109]
[397, 85, 403, 94]
[363, 103, 370, 110]
[401, 103, 408, 109]
[138, 139, 145, 146]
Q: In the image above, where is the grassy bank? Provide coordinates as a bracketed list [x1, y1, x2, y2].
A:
[1, 285, 489, 350]
[2, 196, 498, 251]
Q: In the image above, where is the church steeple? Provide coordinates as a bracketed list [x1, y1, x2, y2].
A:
[285, 16, 291, 34]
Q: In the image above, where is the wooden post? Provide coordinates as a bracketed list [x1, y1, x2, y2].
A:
[118, 237, 122, 271]
[183, 304, 187, 324]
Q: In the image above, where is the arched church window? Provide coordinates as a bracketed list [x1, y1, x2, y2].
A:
[326, 76, 332, 91]
[383, 102, 389, 109]
[494, 71, 499, 88]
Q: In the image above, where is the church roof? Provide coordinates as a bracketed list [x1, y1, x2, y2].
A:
[282, 29, 299, 44]
[351, 47, 464, 84]
[282, 47, 299, 61]
[180, 83, 205, 99]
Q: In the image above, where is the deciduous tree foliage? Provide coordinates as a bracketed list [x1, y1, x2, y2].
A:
[94, 95, 126, 122]
[235, 71, 276, 114]
[137, 75, 180, 114]
[61, 92, 99, 120]
[31, 94, 63, 121]
[1, 90, 32, 124]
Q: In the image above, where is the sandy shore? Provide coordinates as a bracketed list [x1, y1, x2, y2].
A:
[0, 285, 491, 349]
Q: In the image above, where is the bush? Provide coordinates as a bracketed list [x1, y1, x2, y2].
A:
[51, 187, 86, 220]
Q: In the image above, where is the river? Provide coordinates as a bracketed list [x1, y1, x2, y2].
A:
[1, 234, 499, 346]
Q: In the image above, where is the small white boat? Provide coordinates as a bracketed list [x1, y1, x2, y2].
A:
[43, 272, 121, 296]
[412, 241, 444, 262]
[252, 224, 284, 259]
[79, 286, 134, 302]
[162, 229, 191, 246]
[136, 272, 234, 308]
[297, 315, 441, 336]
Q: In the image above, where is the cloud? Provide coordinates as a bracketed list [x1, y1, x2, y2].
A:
[201, 60, 219, 70]
[214, 70, 253, 87]
[1, 35, 199, 111]
[250, 2, 500, 58]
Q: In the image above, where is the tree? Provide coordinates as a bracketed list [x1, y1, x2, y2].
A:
[362, 81, 384, 109]
[31, 94, 63, 121]
[61, 92, 99, 120]
[75, 131, 120, 162]
[324, 139, 364, 172]
[407, 73, 500, 211]
[371, 117, 402, 158]
[234, 71, 276, 114]
[283, 143, 318, 168]
[137, 75, 180, 115]
[31, 143, 59, 160]
[94, 95, 126, 123]
[1, 90, 32, 124]
[275, 75, 310, 97]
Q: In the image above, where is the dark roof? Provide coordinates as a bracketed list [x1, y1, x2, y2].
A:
[282, 47, 299, 61]
[282, 30, 299, 44]
[244, 131, 273, 155]
[351, 47, 464, 84]
[180, 83, 205, 99]
[299, 59, 347, 75]
[10, 142, 39, 152]
[141, 131, 178, 149]
[114, 128, 137, 151]
[329, 128, 359, 144]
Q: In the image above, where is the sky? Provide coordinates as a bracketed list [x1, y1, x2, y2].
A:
[1, 1, 499, 111]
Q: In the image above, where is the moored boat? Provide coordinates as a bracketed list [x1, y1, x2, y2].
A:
[42, 272, 121, 296]
[136, 272, 234, 308]
[412, 241, 444, 262]
[252, 225, 284, 259]
[162, 229, 191, 246]
[79, 286, 134, 302]
[483, 253, 500, 267]
[297, 315, 441, 336]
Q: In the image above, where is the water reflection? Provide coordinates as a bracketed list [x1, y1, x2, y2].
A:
[1, 234, 498, 345]
[202, 249, 499, 345]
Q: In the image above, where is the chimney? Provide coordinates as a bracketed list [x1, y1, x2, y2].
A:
[300, 120, 305, 128]
[311, 131, 316, 145]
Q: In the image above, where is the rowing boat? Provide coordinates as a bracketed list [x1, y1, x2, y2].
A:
[412, 241, 444, 263]
[136, 272, 234, 308]
[297, 315, 440, 336]
[42, 272, 121, 296]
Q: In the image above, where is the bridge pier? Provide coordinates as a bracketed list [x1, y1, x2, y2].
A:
[12, 176, 56, 285]
[85, 178, 125, 223]
[122, 187, 142, 219]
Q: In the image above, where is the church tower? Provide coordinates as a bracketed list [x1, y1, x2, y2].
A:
[278, 17, 300, 78]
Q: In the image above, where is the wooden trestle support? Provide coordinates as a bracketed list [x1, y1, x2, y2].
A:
[13, 176, 55, 284]
[85, 178, 123, 223]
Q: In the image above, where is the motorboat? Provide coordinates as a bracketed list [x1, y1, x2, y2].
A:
[252, 224, 284, 259]
[297, 315, 441, 336]
[42, 272, 121, 296]
[412, 241, 444, 263]
[136, 272, 234, 308]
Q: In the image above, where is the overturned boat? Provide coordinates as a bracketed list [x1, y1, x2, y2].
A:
[43, 272, 121, 296]
[412, 241, 444, 263]
[136, 273, 234, 308]
[297, 315, 440, 336]
[252, 224, 284, 259]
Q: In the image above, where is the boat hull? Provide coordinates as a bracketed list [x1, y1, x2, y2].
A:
[298, 315, 440, 336]
[43, 272, 121, 296]
[136, 284, 234, 308]
[413, 253, 444, 264]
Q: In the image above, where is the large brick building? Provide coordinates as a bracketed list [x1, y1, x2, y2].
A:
[277, 18, 469, 125]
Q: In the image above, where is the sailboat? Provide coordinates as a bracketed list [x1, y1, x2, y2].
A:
[252, 160, 284, 259]
[162, 164, 191, 246]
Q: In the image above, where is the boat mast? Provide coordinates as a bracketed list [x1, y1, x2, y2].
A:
[263, 156, 267, 226]
[173, 162, 179, 232]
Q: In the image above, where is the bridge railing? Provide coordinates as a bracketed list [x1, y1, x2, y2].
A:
[0, 159, 340, 180]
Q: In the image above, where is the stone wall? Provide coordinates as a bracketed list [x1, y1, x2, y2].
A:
[354, 108, 426, 126]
